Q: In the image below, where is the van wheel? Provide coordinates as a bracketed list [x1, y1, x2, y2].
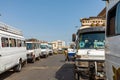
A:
[13, 61, 22, 72]
[44, 55, 47, 58]
[23, 60, 27, 66]
[32, 57, 35, 63]
[37, 56, 40, 61]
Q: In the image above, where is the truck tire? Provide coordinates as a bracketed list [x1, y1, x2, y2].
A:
[75, 72, 80, 80]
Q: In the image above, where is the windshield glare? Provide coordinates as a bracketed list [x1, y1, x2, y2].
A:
[26, 43, 33, 50]
[40, 45, 47, 49]
[79, 32, 105, 49]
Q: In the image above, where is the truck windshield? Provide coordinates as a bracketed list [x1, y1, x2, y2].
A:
[79, 32, 105, 49]
[26, 43, 33, 50]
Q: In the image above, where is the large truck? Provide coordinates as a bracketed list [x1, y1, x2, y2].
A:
[104, 0, 120, 80]
[73, 26, 105, 80]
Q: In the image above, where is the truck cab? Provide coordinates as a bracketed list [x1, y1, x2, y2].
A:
[73, 26, 105, 80]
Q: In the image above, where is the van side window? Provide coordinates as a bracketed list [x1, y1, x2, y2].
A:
[33, 43, 36, 49]
[17, 39, 22, 47]
[1, 37, 9, 47]
[35, 43, 37, 49]
[36, 44, 38, 49]
[9, 38, 16, 47]
[21, 40, 26, 47]
[24, 41, 26, 47]
[107, 5, 116, 37]
[116, 2, 120, 34]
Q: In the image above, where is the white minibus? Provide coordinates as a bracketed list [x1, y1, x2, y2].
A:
[26, 41, 41, 63]
[0, 22, 27, 74]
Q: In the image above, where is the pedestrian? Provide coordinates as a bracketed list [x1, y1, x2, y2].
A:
[64, 48, 69, 61]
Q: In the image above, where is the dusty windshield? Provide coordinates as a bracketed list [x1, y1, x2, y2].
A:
[40, 45, 47, 49]
[79, 32, 105, 49]
[26, 43, 33, 50]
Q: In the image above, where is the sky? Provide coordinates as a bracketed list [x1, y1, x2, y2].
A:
[0, 0, 105, 43]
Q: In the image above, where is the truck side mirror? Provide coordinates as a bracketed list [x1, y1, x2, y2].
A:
[72, 33, 76, 42]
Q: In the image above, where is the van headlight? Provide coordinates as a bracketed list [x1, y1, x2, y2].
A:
[41, 51, 47, 54]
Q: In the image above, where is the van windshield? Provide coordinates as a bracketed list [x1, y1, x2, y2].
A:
[26, 43, 33, 50]
[79, 32, 105, 49]
[40, 45, 47, 49]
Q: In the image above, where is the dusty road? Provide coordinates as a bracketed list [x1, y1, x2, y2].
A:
[0, 54, 75, 80]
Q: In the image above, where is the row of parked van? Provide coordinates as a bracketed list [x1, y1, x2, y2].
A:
[26, 41, 54, 63]
[0, 22, 53, 74]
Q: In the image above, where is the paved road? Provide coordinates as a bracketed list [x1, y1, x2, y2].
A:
[0, 54, 75, 80]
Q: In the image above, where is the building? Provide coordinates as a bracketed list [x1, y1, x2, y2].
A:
[51, 40, 66, 49]
[80, 17, 106, 27]
[97, 7, 106, 18]
[80, 7, 106, 28]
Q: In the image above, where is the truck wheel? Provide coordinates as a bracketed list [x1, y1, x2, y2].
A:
[75, 72, 80, 80]
[13, 61, 22, 72]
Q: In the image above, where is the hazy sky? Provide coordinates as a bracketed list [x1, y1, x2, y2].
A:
[0, 0, 105, 42]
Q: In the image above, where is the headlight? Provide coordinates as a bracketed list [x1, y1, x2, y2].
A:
[41, 51, 47, 54]
[75, 61, 89, 67]
[75, 54, 88, 59]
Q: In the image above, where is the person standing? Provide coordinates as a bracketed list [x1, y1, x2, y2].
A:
[64, 48, 69, 61]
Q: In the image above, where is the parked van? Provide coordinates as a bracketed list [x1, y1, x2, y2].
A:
[26, 40, 41, 63]
[0, 22, 27, 74]
[48, 43, 53, 55]
[40, 43, 49, 58]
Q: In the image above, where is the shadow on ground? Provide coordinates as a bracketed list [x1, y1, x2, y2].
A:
[55, 62, 75, 80]
[0, 70, 15, 80]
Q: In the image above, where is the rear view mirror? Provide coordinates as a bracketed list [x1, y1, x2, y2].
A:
[72, 33, 76, 42]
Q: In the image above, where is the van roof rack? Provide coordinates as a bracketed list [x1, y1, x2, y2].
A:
[0, 22, 23, 36]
